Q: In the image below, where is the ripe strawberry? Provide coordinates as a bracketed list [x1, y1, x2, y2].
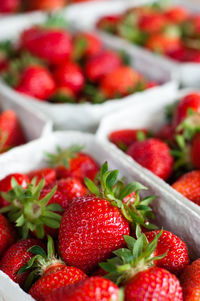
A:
[126, 138, 174, 180]
[0, 110, 26, 153]
[96, 15, 122, 33]
[15, 65, 56, 100]
[73, 32, 103, 60]
[59, 162, 154, 273]
[0, 238, 44, 286]
[46, 145, 99, 182]
[45, 276, 120, 301]
[85, 50, 122, 82]
[145, 230, 190, 275]
[100, 66, 141, 98]
[155, 124, 175, 142]
[53, 61, 85, 94]
[182, 48, 200, 63]
[0, 213, 17, 256]
[26, 0, 65, 11]
[27, 168, 56, 185]
[0, 0, 20, 13]
[172, 170, 200, 205]
[146, 34, 182, 54]
[18, 236, 87, 301]
[189, 133, 200, 170]
[0, 173, 29, 208]
[109, 128, 148, 151]
[164, 6, 189, 24]
[20, 27, 73, 65]
[180, 258, 200, 300]
[146, 80, 158, 89]
[173, 93, 200, 128]
[50, 86, 76, 103]
[138, 13, 167, 34]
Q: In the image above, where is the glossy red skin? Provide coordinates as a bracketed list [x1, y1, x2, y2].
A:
[0, 110, 26, 152]
[127, 138, 174, 181]
[0, 239, 44, 286]
[45, 276, 119, 301]
[59, 195, 130, 273]
[15, 65, 56, 100]
[138, 13, 167, 33]
[74, 32, 103, 59]
[191, 133, 200, 169]
[0, 0, 20, 13]
[125, 267, 183, 301]
[173, 93, 200, 128]
[96, 15, 122, 33]
[85, 50, 122, 82]
[27, 168, 57, 185]
[53, 61, 85, 94]
[27, 0, 65, 11]
[0, 173, 30, 208]
[145, 230, 190, 275]
[109, 128, 147, 149]
[29, 263, 87, 301]
[155, 124, 174, 142]
[55, 152, 99, 182]
[0, 213, 17, 256]
[164, 6, 189, 24]
[172, 170, 200, 206]
[20, 27, 73, 65]
[146, 34, 182, 54]
[100, 66, 141, 98]
[182, 49, 200, 63]
[181, 258, 200, 300]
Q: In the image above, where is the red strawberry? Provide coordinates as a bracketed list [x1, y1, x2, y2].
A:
[73, 32, 103, 60]
[27, 0, 65, 11]
[0, 0, 20, 13]
[0, 173, 29, 208]
[146, 34, 182, 54]
[85, 50, 122, 82]
[172, 170, 200, 205]
[0, 213, 17, 256]
[126, 138, 174, 180]
[182, 48, 200, 63]
[59, 163, 153, 273]
[173, 93, 200, 128]
[15, 65, 56, 100]
[20, 27, 73, 65]
[21, 236, 87, 301]
[145, 230, 190, 275]
[138, 13, 167, 34]
[180, 258, 200, 300]
[46, 145, 99, 182]
[190, 133, 200, 169]
[155, 124, 175, 142]
[109, 128, 147, 151]
[96, 15, 122, 33]
[27, 168, 56, 185]
[100, 66, 141, 98]
[0, 238, 44, 286]
[164, 6, 189, 24]
[146, 80, 158, 89]
[50, 86, 76, 103]
[53, 61, 85, 94]
[45, 276, 120, 301]
[0, 110, 26, 153]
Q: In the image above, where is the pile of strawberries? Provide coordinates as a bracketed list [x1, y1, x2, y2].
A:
[0, 17, 156, 104]
[0, 144, 199, 300]
[109, 92, 200, 207]
[97, 4, 200, 63]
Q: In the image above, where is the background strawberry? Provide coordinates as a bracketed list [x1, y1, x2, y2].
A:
[26, 0, 65, 11]
[0, 0, 20, 13]
[181, 258, 200, 301]
[27, 168, 57, 185]
[0, 213, 17, 256]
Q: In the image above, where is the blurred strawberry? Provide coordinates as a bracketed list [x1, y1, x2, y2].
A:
[27, 168, 56, 185]
[156, 124, 175, 142]
[50, 86, 76, 103]
[146, 34, 182, 54]
[96, 15, 122, 33]
[26, 0, 65, 11]
[164, 6, 189, 24]
[139, 13, 167, 34]
[0, 0, 20, 13]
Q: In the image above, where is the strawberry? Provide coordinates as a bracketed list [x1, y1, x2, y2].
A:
[26, 0, 65, 11]
[100, 66, 142, 98]
[46, 145, 99, 182]
[27, 168, 56, 185]
[59, 162, 155, 273]
[45, 276, 120, 301]
[0, 173, 29, 208]
[18, 236, 87, 301]
[0, 0, 20, 13]
[172, 170, 200, 205]
[73, 32, 103, 60]
[15, 65, 56, 101]
[53, 61, 85, 94]
[100, 232, 183, 301]
[182, 48, 200, 63]
[0, 238, 44, 286]
[50, 86, 76, 103]
[0, 178, 63, 238]
[180, 258, 200, 300]
[145, 230, 190, 275]
[20, 27, 73, 65]
[126, 138, 174, 180]
[85, 50, 122, 82]
[190, 133, 200, 168]
[0, 110, 26, 153]
[96, 15, 122, 33]
[164, 6, 189, 24]
[173, 93, 200, 128]
[109, 129, 147, 151]
[155, 124, 175, 142]
[138, 13, 167, 34]
[146, 80, 158, 89]
[0, 213, 17, 256]
[146, 34, 182, 54]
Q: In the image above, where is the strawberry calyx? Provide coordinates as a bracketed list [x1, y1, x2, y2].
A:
[0, 178, 63, 239]
[46, 145, 84, 169]
[83, 83, 106, 104]
[171, 135, 192, 171]
[42, 14, 68, 30]
[73, 36, 88, 61]
[85, 162, 156, 231]
[99, 229, 167, 285]
[177, 110, 200, 140]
